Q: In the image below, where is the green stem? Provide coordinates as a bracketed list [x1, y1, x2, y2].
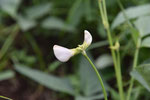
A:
[0, 25, 19, 60]
[116, 49, 125, 100]
[116, 0, 133, 28]
[98, 0, 106, 26]
[116, 1, 141, 99]
[0, 95, 12, 100]
[127, 46, 139, 100]
[82, 51, 108, 100]
[102, 0, 108, 23]
[98, 0, 125, 100]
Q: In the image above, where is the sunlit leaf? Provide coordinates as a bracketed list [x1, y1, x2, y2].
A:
[141, 37, 150, 48]
[15, 64, 75, 95]
[134, 16, 150, 37]
[112, 4, 150, 29]
[25, 3, 51, 19]
[16, 15, 36, 31]
[75, 94, 104, 100]
[0, 70, 15, 81]
[130, 64, 150, 92]
[41, 17, 74, 31]
[95, 54, 113, 69]
[0, 0, 21, 17]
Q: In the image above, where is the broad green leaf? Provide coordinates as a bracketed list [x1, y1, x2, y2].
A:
[15, 64, 75, 95]
[141, 37, 150, 48]
[75, 94, 104, 100]
[79, 55, 107, 98]
[0, 70, 15, 81]
[0, 0, 21, 17]
[95, 54, 113, 69]
[134, 16, 150, 37]
[130, 65, 150, 92]
[16, 15, 36, 31]
[41, 17, 74, 31]
[25, 3, 51, 19]
[112, 4, 150, 29]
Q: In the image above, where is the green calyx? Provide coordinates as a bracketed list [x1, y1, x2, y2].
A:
[71, 42, 89, 55]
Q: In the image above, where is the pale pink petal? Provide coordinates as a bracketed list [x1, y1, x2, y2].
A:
[84, 30, 92, 45]
[53, 45, 74, 62]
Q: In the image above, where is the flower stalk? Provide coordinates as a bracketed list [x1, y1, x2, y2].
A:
[127, 39, 140, 100]
[82, 51, 108, 100]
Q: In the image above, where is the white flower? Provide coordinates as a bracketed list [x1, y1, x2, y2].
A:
[53, 45, 74, 62]
[84, 30, 92, 45]
[53, 30, 92, 62]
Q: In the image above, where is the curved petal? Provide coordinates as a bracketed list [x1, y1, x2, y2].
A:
[53, 45, 74, 62]
[84, 30, 92, 45]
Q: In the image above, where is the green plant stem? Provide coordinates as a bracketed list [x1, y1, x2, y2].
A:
[82, 51, 108, 100]
[116, 1, 141, 99]
[97, 0, 125, 100]
[127, 46, 139, 100]
[0, 25, 19, 60]
[116, 0, 133, 27]
[116, 49, 124, 100]
[0, 95, 12, 100]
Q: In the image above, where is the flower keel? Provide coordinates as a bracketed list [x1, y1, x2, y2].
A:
[53, 45, 74, 62]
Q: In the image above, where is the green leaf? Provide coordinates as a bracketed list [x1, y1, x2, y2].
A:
[25, 3, 51, 19]
[112, 4, 150, 29]
[79, 55, 107, 98]
[130, 64, 150, 92]
[0, 70, 15, 81]
[0, 0, 21, 17]
[16, 15, 36, 31]
[141, 37, 150, 48]
[14, 64, 75, 95]
[75, 94, 104, 100]
[67, 0, 84, 27]
[95, 54, 113, 69]
[41, 17, 74, 31]
[134, 16, 150, 37]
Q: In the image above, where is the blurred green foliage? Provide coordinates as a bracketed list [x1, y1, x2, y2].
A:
[0, 0, 150, 100]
